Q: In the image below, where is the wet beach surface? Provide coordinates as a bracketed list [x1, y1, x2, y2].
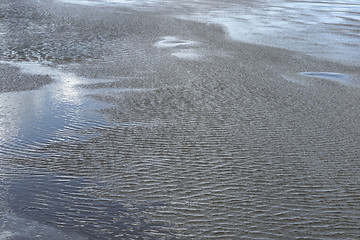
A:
[1, 0, 360, 239]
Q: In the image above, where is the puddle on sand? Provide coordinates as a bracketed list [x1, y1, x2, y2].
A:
[300, 72, 354, 85]
[154, 36, 199, 48]
[155, 36, 202, 60]
[0, 61, 118, 158]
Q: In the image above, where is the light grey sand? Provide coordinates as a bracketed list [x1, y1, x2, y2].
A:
[1, 0, 360, 239]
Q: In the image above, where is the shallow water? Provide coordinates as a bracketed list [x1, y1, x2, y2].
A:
[188, 0, 360, 65]
[0, 61, 114, 159]
[1, 0, 360, 239]
[300, 72, 353, 85]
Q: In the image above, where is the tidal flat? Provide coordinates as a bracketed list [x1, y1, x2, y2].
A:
[1, 0, 360, 239]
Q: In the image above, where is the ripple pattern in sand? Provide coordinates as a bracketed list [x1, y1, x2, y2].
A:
[1, 1, 360, 239]
[4, 59, 358, 239]
[0, 1, 127, 63]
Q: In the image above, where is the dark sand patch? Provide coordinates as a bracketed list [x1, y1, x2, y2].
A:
[0, 63, 52, 93]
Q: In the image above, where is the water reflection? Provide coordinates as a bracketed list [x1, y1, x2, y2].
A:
[300, 72, 353, 85]
[14, 62, 84, 104]
[189, 0, 360, 65]
[0, 89, 47, 145]
[0, 62, 111, 158]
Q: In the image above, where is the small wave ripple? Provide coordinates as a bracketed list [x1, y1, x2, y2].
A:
[0, 1, 125, 63]
[1, 1, 359, 239]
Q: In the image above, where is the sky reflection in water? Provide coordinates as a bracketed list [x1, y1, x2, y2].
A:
[190, 0, 360, 65]
[0, 62, 111, 157]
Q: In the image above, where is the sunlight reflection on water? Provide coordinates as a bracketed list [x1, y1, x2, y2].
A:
[0, 62, 112, 157]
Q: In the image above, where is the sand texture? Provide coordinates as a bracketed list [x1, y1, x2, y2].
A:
[1, 0, 360, 239]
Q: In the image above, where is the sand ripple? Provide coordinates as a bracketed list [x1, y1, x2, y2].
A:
[1, 1, 359, 239]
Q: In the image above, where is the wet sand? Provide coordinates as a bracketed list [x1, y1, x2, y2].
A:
[1, 0, 360, 239]
[0, 63, 52, 93]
